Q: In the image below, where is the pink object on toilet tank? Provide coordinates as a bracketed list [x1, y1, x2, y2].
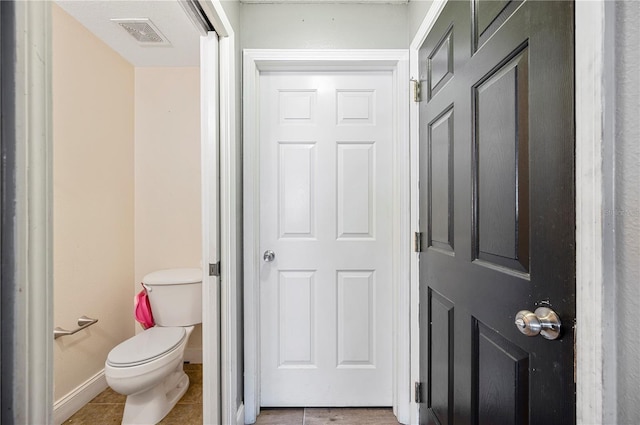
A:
[134, 284, 155, 329]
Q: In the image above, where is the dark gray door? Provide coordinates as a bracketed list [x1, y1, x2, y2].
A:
[418, 1, 575, 424]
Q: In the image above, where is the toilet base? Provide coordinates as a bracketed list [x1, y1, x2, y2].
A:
[121, 366, 189, 425]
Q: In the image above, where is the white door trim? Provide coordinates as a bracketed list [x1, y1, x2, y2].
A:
[7, 1, 54, 422]
[219, 32, 242, 425]
[575, 2, 614, 423]
[199, 2, 240, 425]
[243, 49, 410, 424]
[409, 1, 609, 423]
[200, 31, 222, 425]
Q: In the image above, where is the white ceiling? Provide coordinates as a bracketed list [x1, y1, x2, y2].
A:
[55, 1, 202, 67]
[55, 0, 411, 67]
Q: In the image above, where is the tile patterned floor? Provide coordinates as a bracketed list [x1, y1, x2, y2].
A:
[255, 407, 399, 425]
[64, 364, 398, 424]
[63, 363, 202, 424]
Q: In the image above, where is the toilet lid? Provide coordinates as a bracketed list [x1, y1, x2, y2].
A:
[107, 327, 186, 367]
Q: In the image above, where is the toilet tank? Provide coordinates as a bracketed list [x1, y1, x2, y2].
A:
[142, 268, 202, 326]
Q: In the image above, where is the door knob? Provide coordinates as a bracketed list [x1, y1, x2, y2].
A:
[514, 307, 561, 340]
[263, 250, 275, 262]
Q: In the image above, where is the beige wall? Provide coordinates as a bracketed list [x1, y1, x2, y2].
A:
[52, 4, 135, 401]
[134, 67, 202, 356]
[53, 6, 202, 402]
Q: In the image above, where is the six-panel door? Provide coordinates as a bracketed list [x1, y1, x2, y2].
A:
[418, 1, 576, 424]
[259, 71, 394, 406]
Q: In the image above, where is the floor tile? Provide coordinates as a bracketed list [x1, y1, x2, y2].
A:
[64, 364, 400, 425]
[158, 402, 203, 424]
[63, 403, 125, 424]
[64, 363, 203, 424]
[180, 382, 203, 404]
[303, 407, 399, 425]
[89, 387, 126, 404]
[255, 407, 304, 425]
[184, 363, 204, 381]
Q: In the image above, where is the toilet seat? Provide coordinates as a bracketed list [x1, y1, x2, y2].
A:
[107, 327, 186, 368]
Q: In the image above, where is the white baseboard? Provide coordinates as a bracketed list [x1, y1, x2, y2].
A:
[184, 347, 203, 363]
[53, 369, 108, 425]
[236, 402, 245, 425]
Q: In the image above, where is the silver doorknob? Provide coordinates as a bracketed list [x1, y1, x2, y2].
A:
[514, 307, 561, 340]
[263, 250, 275, 262]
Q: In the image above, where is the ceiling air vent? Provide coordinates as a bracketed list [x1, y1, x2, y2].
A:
[111, 18, 171, 46]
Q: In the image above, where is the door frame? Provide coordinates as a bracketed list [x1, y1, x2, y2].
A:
[242, 49, 410, 424]
[198, 1, 241, 425]
[2, 1, 54, 422]
[409, 1, 610, 424]
[200, 31, 222, 425]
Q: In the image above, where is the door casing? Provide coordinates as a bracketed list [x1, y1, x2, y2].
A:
[409, 1, 610, 424]
[196, 3, 242, 425]
[242, 49, 410, 424]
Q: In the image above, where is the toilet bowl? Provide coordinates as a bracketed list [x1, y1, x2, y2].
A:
[104, 268, 202, 425]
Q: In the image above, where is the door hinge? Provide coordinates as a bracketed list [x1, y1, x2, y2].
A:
[414, 231, 423, 253]
[573, 320, 577, 383]
[415, 381, 423, 403]
[411, 79, 421, 103]
[209, 262, 221, 277]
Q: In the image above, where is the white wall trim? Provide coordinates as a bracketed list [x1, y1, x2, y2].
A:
[575, 1, 609, 424]
[200, 0, 232, 38]
[11, 1, 54, 423]
[409, 0, 448, 54]
[243, 49, 411, 424]
[392, 49, 411, 425]
[408, 3, 448, 424]
[219, 32, 241, 425]
[409, 1, 607, 423]
[242, 48, 261, 424]
[53, 370, 107, 425]
[199, 2, 239, 425]
[200, 31, 221, 425]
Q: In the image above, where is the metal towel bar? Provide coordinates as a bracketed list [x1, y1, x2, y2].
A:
[54, 316, 98, 339]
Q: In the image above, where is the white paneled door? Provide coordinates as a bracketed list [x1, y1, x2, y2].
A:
[259, 71, 393, 406]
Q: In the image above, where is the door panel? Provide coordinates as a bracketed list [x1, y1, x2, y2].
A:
[278, 143, 315, 238]
[475, 320, 529, 425]
[474, 46, 529, 272]
[337, 143, 375, 239]
[278, 270, 315, 367]
[337, 270, 375, 367]
[428, 107, 454, 253]
[260, 72, 393, 406]
[428, 289, 454, 425]
[419, 1, 575, 424]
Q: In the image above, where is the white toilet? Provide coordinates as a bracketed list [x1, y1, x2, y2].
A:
[105, 268, 202, 425]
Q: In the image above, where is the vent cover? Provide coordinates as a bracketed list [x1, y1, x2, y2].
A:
[111, 18, 171, 46]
